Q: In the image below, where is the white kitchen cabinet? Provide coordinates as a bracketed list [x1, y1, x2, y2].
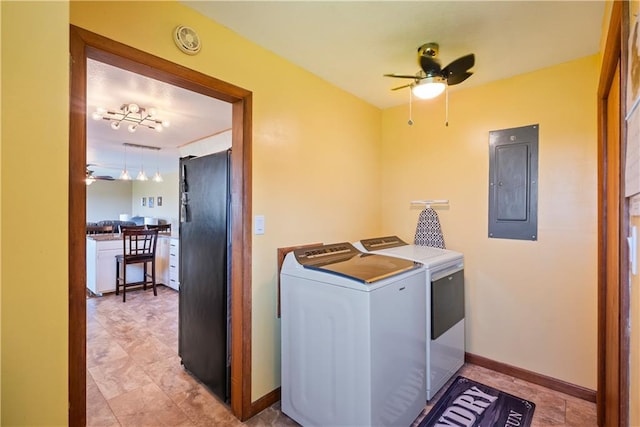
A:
[168, 238, 180, 290]
[86, 237, 143, 295]
[156, 236, 170, 287]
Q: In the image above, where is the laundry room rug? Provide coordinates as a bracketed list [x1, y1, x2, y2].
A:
[418, 376, 536, 427]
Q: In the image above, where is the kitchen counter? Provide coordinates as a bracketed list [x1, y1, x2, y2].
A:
[87, 233, 178, 241]
[87, 234, 122, 241]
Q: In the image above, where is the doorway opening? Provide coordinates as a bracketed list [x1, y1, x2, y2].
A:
[69, 25, 254, 424]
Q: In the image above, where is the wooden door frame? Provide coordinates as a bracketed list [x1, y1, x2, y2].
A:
[597, 1, 630, 425]
[69, 26, 254, 424]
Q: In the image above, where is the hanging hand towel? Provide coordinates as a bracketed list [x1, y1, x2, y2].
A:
[414, 207, 446, 249]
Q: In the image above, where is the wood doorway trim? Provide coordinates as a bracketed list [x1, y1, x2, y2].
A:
[69, 25, 253, 424]
[597, 1, 630, 426]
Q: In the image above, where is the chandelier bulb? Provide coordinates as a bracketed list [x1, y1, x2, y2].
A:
[128, 103, 140, 113]
[148, 108, 157, 118]
[155, 125, 163, 132]
[128, 124, 137, 133]
[111, 121, 121, 130]
[91, 112, 102, 121]
[162, 120, 170, 128]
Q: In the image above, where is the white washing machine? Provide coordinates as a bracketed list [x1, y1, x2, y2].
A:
[355, 236, 465, 401]
[280, 242, 427, 427]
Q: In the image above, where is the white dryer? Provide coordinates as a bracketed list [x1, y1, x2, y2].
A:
[280, 242, 427, 426]
[355, 236, 465, 401]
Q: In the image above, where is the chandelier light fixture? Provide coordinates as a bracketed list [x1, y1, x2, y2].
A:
[93, 103, 170, 133]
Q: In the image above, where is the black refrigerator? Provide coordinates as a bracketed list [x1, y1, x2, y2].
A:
[178, 149, 231, 402]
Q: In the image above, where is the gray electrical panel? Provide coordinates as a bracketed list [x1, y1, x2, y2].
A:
[488, 124, 538, 241]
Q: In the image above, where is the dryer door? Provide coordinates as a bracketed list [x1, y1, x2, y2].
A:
[431, 269, 465, 339]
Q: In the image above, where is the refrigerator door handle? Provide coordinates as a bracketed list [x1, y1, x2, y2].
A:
[181, 192, 190, 223]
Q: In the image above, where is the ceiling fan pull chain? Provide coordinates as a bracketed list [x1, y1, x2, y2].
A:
[408, 88, 414, 126]
[445, 85, 449, 127]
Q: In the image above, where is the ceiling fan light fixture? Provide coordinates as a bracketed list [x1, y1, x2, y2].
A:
[412, 76, 446, 99]
[85, 170, 96, 186]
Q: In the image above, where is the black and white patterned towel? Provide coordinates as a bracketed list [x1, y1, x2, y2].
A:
[414, 207, 446, 249]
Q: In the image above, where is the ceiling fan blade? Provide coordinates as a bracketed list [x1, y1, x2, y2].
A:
[442, 54, 475, 77]
[384, 73, 419, 79]
[447, 71, 473, 86]
[391, 83, 413, 91]
[419, 56, 442, 75]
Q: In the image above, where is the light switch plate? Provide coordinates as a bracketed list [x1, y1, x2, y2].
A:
[628, 225, 637, 275]
[255, 215, 265, 235]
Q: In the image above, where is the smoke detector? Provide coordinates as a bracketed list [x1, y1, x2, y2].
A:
[173, 25, 201, 55]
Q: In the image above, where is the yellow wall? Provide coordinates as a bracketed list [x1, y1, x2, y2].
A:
[380, 55, 599, 389]
[69, 0, 382, 403]
[1, 1, 70, 425]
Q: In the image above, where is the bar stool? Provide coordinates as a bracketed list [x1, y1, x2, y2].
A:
[115, 228, 159, 302]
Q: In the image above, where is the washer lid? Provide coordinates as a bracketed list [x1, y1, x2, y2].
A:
[294, 242, 421, 284]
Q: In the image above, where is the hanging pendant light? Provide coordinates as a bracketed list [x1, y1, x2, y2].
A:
[136, 147, 148, 181]
[119, 144, 132, 180]
[152, 171, 164, 182]
[152, 149, 163, 182]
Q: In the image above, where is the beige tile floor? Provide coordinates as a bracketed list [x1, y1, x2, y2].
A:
[87, 286, 596, 426]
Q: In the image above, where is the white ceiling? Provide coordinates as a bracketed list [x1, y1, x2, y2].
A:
[184, 1, 605, 108]
[86, 59, 232, 179]
[88, 1, 605, 178]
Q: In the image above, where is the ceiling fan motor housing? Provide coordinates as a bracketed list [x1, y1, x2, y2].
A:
[418, 42, 439, 58]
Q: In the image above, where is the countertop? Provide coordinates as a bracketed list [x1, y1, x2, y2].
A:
[87, 233, 178, 241]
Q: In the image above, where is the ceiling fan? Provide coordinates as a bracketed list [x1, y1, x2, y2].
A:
[85, 165, 115, 185]
[384, 42, 475, 99]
